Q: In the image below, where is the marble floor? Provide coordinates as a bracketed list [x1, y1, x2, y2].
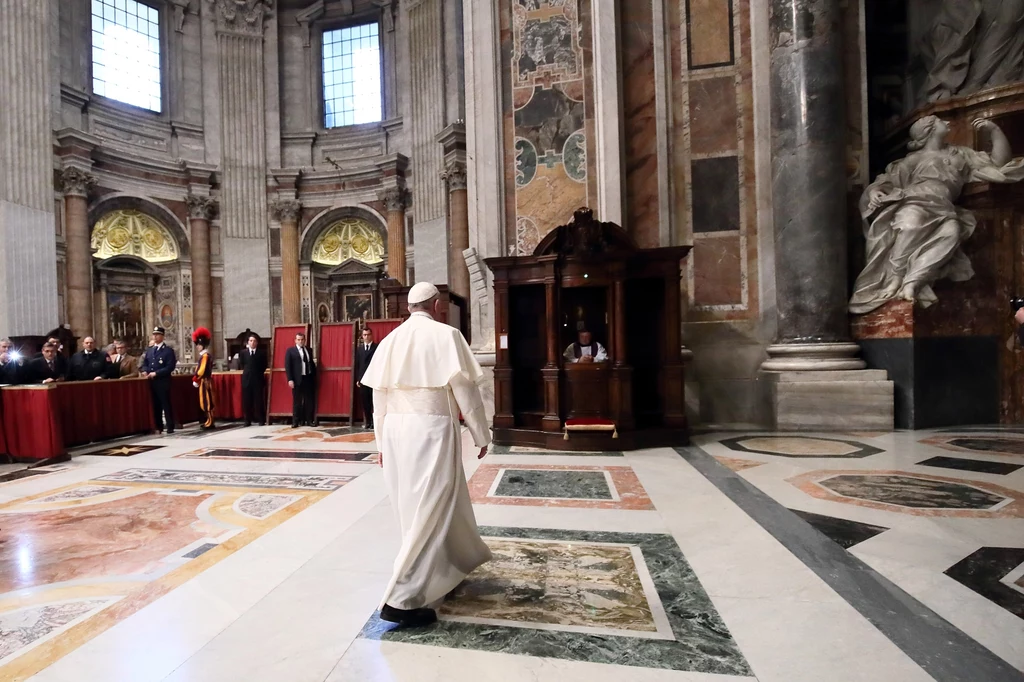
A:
[0, 425, 1022, 681]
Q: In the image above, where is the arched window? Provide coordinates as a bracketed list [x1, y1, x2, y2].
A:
[311, 217, 385, 266]
[91, 210, 179, 263]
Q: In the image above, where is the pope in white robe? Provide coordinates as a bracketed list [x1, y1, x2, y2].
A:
[360, 282, 492, 627]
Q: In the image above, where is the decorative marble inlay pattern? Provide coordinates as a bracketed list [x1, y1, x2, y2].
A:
[0, 599, 116, 666]
[945, 547, 1024, 620]
[87, 445, 162, 457]
[820, 475, 1007, 510]
[921, 435, 1024, 458]
[361, 527, 751, 675]
[235, 493, 302, 519]
[790, 509, 889, 549]
[441, 539, 669, 638]
[271, 427, 377, 444]
[916, 456, 1022, 476]
[469, 464, 654, 510]
[788, 469, 1024, 518]
[96, 469, 353, 491]
[493, 469, 613, 500]
[713, 456, 763, 472]
[28, 486, 125, 504]
[177, 449, 375, 462]
[489, 445, 623, 456]
[720, 435, 883, 459]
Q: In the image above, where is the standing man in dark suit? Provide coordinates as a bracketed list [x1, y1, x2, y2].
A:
[29, 343, 66, 383]
[70, 336, 112, 381]
[0, 338, 25, 385]
[354, 327, 378, 429]
[239, 333, 268, 426]
[140, 326, 177, 434]
[284, 332, 316, 428]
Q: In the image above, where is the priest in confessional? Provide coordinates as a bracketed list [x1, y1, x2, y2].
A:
[563, 328, 607, 364]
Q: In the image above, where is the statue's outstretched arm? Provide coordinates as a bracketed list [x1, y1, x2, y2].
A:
[974, 119, 1011, 166]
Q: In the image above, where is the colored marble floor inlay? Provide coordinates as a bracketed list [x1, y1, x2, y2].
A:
[176, 448, 376, 463]
[720, 435, 883, 458]
[790, 509, 889, 549]
[789, 469, 1024, 518]
[0, 467, 350, 679]
[921, 434, 1024, 458]
[165, 424, 246, 439]
[945, 547, 1024, 620]
[86, 444, 163, 457]
[916, 455, 1023, 476]
[271, 428, 376, 444]
[469, 464, 654, 510]
[360, 526, 751, 675]
[488, 445, 623, 456]
[713, 456, 764, 472]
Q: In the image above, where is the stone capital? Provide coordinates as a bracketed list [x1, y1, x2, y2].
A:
[379, 187, 409, 213]
[207, 0, 274, 35]
[440, 159, 468, 192]
[186, 194, 217, 220]
[59, 167, 96, 198]
[270, 199, 302, 222]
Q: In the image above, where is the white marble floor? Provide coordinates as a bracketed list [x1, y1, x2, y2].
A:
[0, 425, 1020, 681]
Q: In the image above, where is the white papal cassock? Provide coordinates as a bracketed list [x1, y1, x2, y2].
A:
[360, 311, 492, 610]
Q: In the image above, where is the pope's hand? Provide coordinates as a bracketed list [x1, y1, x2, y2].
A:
[378, 452, 383, 468]
[356, 381, 361, 387]
[93, 376, 103, 381]
[288, 380, 295, 388]
[478, 446, 488, 459]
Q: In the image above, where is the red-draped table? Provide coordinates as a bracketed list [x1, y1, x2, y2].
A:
[212, 372, 244, 420]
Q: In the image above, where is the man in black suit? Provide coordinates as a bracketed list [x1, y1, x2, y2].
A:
[354, 327, 378, 429]
[139, 326, 178, 434]
[29, 343, 66, 384]
[284, 332, 317, 428]
[239, 333, 268, 426]
[0, 338, 25, 385]
[69, 336, 112, 381]
[34, 336, 69, 378]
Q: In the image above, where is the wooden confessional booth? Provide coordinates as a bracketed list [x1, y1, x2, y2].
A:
[485, 208, 691, 450]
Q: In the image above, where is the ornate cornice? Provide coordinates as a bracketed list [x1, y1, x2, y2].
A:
[59, 167, 97, 198]
[378, 187, 409, 212]
[440, 159, 468, 192]
[207, 0, 274, 35]
[270, 199, 302, 222]
[186, 194, 217, 220]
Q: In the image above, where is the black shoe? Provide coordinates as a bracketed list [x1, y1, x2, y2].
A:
[244, 421, 252, 427]
[379, 604, 437, 628]
[258, 422, 266, 426]
[167, 429, 174, 434]
[366, 422, 373, 430]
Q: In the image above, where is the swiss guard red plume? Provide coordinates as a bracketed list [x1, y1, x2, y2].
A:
[192, 327, 212, 345]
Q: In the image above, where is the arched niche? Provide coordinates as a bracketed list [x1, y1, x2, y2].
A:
[299, 205, 388, 264]
[88, 194, 191, 259]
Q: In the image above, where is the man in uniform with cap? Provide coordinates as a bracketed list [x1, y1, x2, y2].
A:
[360, 282, 492, 628]
[140, 326, 177, 434]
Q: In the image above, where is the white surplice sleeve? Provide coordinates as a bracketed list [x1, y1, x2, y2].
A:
[595, 342, 608, 362]
[449, 371, 491, 448]
[373, 388, 388, 448]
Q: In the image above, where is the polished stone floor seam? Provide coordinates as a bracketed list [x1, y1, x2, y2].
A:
[676, 445, 1024, 682]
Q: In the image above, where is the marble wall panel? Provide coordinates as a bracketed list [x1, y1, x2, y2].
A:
[691, 156, 740, 233]
[693, 235, 742, 307]
[500, 0, 593, 253]
[687, 0, 734, 68]
[621, 0, 660, 247]
[689, 76, 738, 156]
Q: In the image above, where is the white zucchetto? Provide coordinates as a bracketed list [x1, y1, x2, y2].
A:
[407, 281, 440, 304]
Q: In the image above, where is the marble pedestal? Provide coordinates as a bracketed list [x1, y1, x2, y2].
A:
[763, 369, 894, 431]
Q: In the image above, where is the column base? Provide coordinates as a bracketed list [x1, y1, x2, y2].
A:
[760, 342, 866, 371]
[761, 369, 894, 431]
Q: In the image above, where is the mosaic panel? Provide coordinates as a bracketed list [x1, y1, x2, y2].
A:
[360, 527, 751, 675]
[86, 445, 162, 457]
[469, 464, 654, 510]
[95, 469, 354, 491]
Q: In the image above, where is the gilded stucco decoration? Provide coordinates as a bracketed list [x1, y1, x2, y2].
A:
[91, 210, 179, 263]
[311, 217, 385, 266]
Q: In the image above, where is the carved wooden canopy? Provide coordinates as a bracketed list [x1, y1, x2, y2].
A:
[533, 207, 637, 258]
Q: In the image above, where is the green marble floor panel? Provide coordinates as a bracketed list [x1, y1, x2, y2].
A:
[489, 445, 624, 457]
[359, 526, 752, 675]
[493, 469, 614, 499]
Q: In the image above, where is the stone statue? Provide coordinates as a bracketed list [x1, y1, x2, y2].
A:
[849, 116, 1024, 314]
[919, 0, 1024, 103]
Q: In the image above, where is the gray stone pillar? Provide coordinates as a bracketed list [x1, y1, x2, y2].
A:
[762, 0, 862, 371]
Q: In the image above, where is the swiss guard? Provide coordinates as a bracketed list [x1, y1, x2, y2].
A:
[192, 327, 215, 429]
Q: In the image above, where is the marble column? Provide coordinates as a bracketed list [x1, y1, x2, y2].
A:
[271, 200, 302, 324]
[61, 167, 97, 342]
[186, 194, 216, 333]
[762, 0, 863, 371]
[0, 0, 58, 334]
[380, 188, 409, 284]
[441, 159, 470, 298]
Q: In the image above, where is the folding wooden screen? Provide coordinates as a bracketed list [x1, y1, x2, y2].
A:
[316, 322, 356, 420]
[267, 324, 310, 420]
[352, 319, 404, 425]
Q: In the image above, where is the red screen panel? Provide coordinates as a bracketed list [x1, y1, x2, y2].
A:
[317, 322, 356, 418]
[365, 319, 402, 343]
[268, 324, 310, 418]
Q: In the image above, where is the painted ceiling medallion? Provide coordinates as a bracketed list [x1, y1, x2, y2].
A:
[91, 210, 179, 263]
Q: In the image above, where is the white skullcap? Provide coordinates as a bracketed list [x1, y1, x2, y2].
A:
[407, 281, 440, 304]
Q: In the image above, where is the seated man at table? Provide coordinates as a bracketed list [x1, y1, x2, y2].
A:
[70, 336, 112, 381]
[29, 343, 66, 384]
[0, 338, 25, 385]
[563, 329, 607, 364]
[34, 336, 69, 378]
